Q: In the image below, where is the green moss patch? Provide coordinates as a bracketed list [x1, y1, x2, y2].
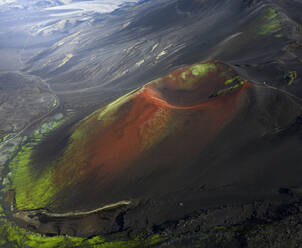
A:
[217, 80, 245, 95]
[191, 63, 216, 77]
[224, 76, 243, 85]
[5, 117, 65, 210]
[285, 71, 298, 86]
[258, 7, 282, 35]
[177, 63, 217, 90]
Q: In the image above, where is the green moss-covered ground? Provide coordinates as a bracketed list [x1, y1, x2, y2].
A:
[179, 63, 217, 90]
[258, 7, 282, 35]
[3, 117, 66, 210]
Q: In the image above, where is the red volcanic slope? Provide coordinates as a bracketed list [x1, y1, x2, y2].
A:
[18, 60, 253, 211]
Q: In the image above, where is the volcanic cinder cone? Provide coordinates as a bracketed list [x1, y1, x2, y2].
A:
[11, 60, 301, 236]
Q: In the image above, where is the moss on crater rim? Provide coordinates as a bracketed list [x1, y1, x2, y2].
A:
[178, 62, 217, 90]
[191, 63, 216, 77]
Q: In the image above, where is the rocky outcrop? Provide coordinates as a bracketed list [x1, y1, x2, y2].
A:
[13, 201, 133, 237]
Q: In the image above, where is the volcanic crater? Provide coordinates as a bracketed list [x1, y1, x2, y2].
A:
[7, 60, 301, 237]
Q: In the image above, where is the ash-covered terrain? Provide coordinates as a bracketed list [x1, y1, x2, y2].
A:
[1, 0, 302, 247]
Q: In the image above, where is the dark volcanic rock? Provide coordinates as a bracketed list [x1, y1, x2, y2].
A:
[1, 0, 302, 247]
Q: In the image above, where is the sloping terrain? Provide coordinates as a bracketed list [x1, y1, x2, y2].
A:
[6, 61, 302, 240]
[1, 0, 302, 247]
[0, 72, 57, 137]
[16, 0, 302, 129]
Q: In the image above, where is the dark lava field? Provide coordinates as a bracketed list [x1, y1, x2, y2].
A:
[1, 0, 302, 247]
